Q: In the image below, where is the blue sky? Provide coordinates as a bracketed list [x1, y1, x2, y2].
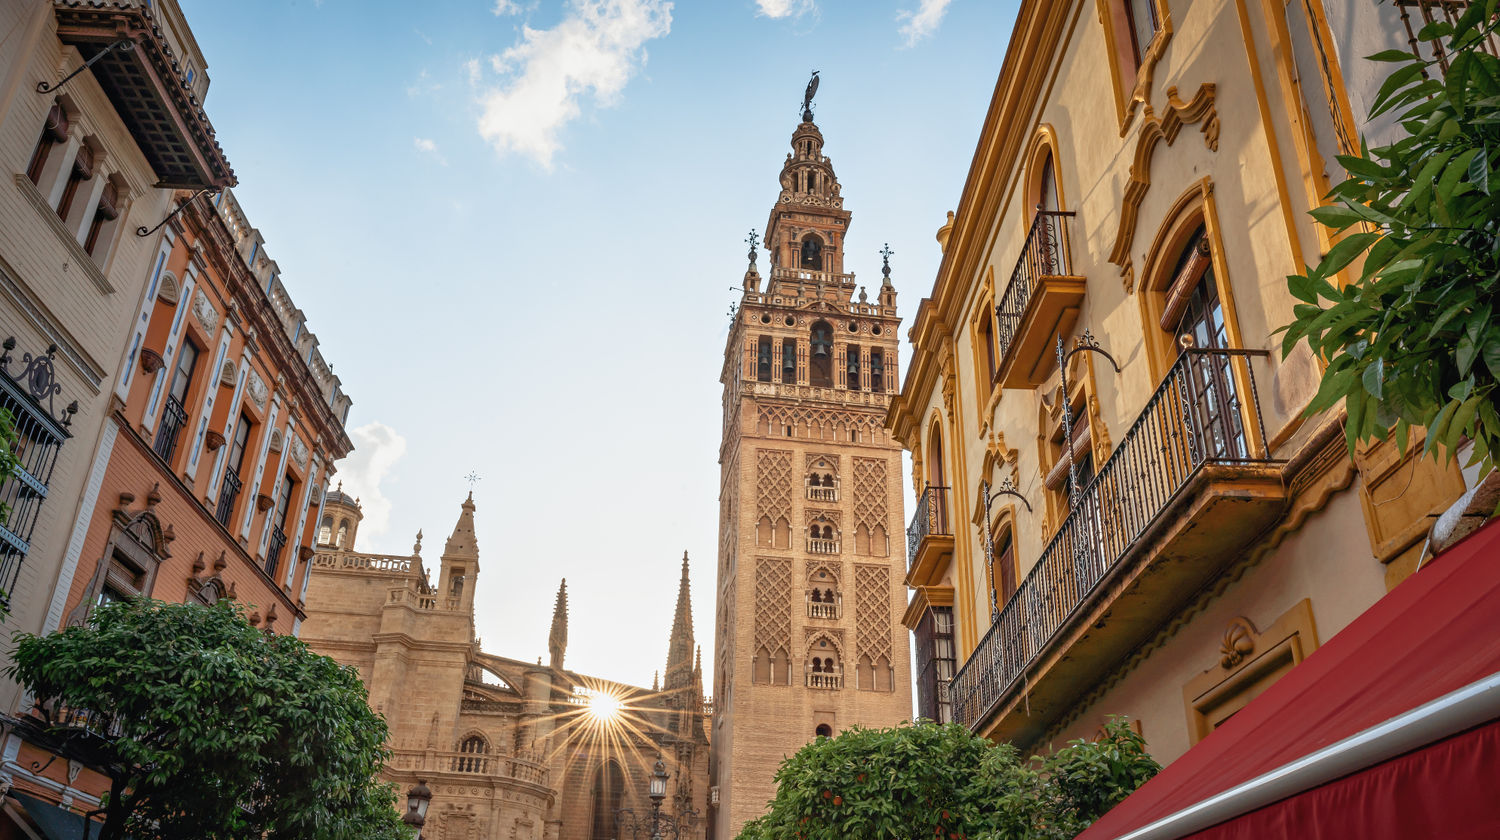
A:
[178, 0, 1018, 689]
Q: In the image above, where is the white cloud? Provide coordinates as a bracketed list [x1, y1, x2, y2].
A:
[896, 0, 952, 47]
[756, 0, 815, 18]
[414, 137, 447, 165]
[406, 68, 442, 98]
[336, 421, 407, 541]
[493, 0, 521, 14]
[473, 0, 672, 168]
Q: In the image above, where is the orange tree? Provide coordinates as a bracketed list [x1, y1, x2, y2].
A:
[5, 598, 411, 840]
[1280, 0, 1500, 478]
[736, 719, 1157, 840]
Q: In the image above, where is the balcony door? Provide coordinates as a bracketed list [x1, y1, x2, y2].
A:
[1171, 234, 1245, 460]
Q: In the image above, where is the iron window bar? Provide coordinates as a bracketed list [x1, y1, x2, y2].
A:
[0, 339, 74, 609]
[152, 395, 188, 464]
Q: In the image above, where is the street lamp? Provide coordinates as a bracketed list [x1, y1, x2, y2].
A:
[616, 756, 699, 840]
[403, 779, 431, 838]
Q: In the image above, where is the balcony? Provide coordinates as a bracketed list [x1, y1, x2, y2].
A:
[806, 672, 843, 690]
[265, 526, 286, 578]
[152, 395, 187, 464]
[950, 349, 1287, 744]
[994, 211, 1086, 389]
[214, 467, 241, 527]
[807, 595, 842, 620]
[906, 485, 954, 586]
[807, 537, 840, 555]
[807, 486, 838, 502]
[389, 748, 549, 787]
[50, 0, 234, 188]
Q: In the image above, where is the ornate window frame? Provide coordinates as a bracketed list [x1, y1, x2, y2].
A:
[1182, 599, 1317, 744]
[1097, 0, 1174, 135]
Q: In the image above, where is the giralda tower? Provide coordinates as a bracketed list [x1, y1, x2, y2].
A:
[708, 75, 912, 838]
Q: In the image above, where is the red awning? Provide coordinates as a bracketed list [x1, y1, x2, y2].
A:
[1078, 517, 1500, 840]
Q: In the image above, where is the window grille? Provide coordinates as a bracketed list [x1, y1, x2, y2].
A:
[0, 339, 76, 609]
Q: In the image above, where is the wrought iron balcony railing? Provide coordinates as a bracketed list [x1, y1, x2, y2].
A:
[994, 210, 1076, 369]
[215, 466, 242, 528]
[906, 485, 952, 571]
[265, 526, 286, 577]
[951, 348, 1271, 730]
[152, 395, 188, 464]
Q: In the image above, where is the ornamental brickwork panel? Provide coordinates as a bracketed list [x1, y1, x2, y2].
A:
[755, 449, 793, 525]
[852, 457, 887, 533]
[754, 558, 792, 658]
[854, 563, 892, 663]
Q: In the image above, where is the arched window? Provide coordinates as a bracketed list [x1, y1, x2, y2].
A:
[589, 760, 627, 840]
[1125, 0, 1159, 65]
[1038, 152, 1059, 214]
[756, 336, 773, 382]
[336, 519, 350, 548]
[870, 349, 885, 392]
[989, 525, 1017, 613]
[318, 515, 333, 546]
[846, 344, 862, 391]
[1164, 228, 1245, 459]
[809, 321, 833, 387]
[454, 735, 489, 773]
[815, 723, 833, 738]
[800, 234, 823, 270]
[781, 337, 798, 383]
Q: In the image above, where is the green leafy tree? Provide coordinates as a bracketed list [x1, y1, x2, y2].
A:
[1281, 1, 1500, 479]
[5, 599, 412, 840]
[736, 718, 1158, 840]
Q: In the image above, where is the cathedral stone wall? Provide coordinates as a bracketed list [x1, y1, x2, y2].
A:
[302, 495, 711, 840]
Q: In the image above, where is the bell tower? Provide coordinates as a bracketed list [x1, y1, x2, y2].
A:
[709, 74, 912, 839]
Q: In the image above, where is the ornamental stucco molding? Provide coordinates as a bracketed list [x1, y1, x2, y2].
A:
[192, 288, 218, 335]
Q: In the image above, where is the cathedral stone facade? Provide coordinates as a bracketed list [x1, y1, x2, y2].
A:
[709, 90, 914, 838]
[301, 492, 709, 840]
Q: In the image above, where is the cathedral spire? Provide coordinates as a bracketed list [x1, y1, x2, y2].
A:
[548, 578, 568, 670]
[664, 551, 695, 691]
[437, 492, 480, 610]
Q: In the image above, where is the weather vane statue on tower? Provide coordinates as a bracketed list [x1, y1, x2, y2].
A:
[802, 70, 820, 122]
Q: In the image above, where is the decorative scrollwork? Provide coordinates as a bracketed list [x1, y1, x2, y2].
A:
[1, 337, 78, 428]
[36, 39, 135, 94]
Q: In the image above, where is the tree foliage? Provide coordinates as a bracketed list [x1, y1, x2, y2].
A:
[736, 719, 1158, 840]
[1281, 1, 1500, 478]
[5, 599, 412, 840]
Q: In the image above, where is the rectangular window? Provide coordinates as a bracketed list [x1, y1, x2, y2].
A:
[915, 606, 956, 724]
[216, 414, 252, 528]
[153, 339, 199, 464]
[266, 472, 295, 578]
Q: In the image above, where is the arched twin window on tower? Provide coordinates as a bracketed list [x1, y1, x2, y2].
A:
[809, 320, 833, 387]
[800, 233, 823, 270]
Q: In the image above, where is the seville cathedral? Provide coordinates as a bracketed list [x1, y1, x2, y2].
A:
[710, 77, 915, 838]
[300, 489, 710, 840]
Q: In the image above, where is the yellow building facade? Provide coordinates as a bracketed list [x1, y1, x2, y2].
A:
[890, 0, 1482, 764]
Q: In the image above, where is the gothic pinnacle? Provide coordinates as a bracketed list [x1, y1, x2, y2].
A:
[548, 578, 568, 670]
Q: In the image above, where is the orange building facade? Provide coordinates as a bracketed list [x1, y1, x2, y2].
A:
[1, 181, 351, 830]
